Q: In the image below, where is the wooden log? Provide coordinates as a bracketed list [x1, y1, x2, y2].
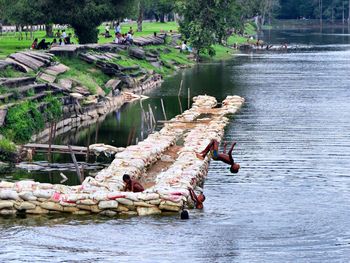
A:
[68, 145, 82, 183]
[9, 53, 45, 70]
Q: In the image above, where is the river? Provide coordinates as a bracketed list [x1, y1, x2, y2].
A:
[1, 27, 350, 262]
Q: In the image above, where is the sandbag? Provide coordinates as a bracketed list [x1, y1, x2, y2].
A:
[26, 206, 49, 214]
[137, 206, 162, 216]
[115, 198, 134, 206]
[33, 189, 55, 199]
[134, 201, 154, 207]
[0, 209, 16, 215]
[98, 200, 118, 210]
[159, 203, 181, 212]
[63, 206, 80, 213]
[14, 201, 36, 210]
[0, 200, 14, 209]
[0, 181, 15, 188]
[0, 189, 20, 200]
[18, 191, 37, 201]
[76, 199, 97, 205]
[40, 201, 64, 211]
[77, 205, 101, 213]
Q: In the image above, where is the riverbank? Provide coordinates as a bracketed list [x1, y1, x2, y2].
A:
[0, 22, 257, 163]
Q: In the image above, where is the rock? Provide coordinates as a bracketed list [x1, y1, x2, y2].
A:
[44, 63, 69, 76]
[128, 47, 146, 60]
[151, 61, 161, 68]
[70, 93, 84, 100]
[58, 79, 73, 90]
[137, 206, 162, 216]
[0, 109, 7, 126]
[38, 72, 56, 83]
[74, 86, 90, 96]
[99, 210, 117, 216]
[146, 57, 158, 62]
[105, 79, 122, 90]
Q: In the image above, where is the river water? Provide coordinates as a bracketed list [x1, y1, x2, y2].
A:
[1, 27, 350, 262]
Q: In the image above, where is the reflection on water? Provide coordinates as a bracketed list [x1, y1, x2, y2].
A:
[1, 27, 350, 262]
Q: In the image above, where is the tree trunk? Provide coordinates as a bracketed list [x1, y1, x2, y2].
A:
[137, 1, 143, 32]
[45, 24, 53, 37]
[160, 14, 165, 23]
[74, 25, 98, 44]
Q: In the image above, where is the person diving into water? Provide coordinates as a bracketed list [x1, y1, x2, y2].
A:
[196, 139, 240, 174]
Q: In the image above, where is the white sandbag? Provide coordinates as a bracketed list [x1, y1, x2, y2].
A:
[18, 191, 37, 201]
[0, 189, 20, 200]
[137, 206, 161, 216]
[15, 181, 37, 192]
[14, 201, 36, 210]
[116, 205, 129, 212]
[137, 193, 159, 201]
[33, 189, 55, 199]
[90, 192, 109, 201]
[76, 199, 97, 205]
[40, 201, 64, 211]
[115, 198, 134, 206]
[0, 181, 15, 188]
[159, 203, 181, 212]
[0, 200, 14, 209]
[0, 209, 16, 215]
[77, 205, 101, 213]
[98, 200, 118, 210]
[134, 201, 154, 207]
[38, 183, 54, 190]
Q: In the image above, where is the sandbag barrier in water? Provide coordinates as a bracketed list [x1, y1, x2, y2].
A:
[0, 95, 244, 217]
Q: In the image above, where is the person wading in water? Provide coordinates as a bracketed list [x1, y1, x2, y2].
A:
[196, 139, 240, 174]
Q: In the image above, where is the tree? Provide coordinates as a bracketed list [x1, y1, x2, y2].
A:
[177, 0, 243, 60]
[1, 0, 136, 44]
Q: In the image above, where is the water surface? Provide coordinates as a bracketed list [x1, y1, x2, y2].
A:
[1, 28, 350, 262]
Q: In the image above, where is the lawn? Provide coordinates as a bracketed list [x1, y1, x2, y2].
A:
[0, 22, 178, 58]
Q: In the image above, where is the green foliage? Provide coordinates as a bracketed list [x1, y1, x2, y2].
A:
[0, 138, 16, 153]
[0, 67, 26, 78]
[178, 0, 242, 59]
[2, 101, 45, 143]
[44, 95, 62, 122]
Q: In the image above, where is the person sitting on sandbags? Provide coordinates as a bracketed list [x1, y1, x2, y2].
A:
[123, 174, 144, 192]
[188, 188, 205, 209]
[196, 139, 240, 174]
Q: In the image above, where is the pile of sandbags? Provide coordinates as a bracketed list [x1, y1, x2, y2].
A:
[0, 95, 244, 217]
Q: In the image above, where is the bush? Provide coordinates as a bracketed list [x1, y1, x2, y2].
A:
[2, 101, 45, 143]
[44, 95, 63, 122]
[0, 138, 16, 152]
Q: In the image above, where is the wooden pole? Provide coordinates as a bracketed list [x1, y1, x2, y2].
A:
[178, 79, 183, 97]
[148, 104, 156, 129]
[160, 98, 167, 121]
[68, 145, 82, 183]
[48, 122, 53, 163]
[187, 87, 191, 109]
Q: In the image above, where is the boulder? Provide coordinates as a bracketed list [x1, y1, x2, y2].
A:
[128, 47, 146, 60]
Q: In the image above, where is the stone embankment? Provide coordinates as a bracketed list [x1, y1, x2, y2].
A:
[0, 95, 244, 217]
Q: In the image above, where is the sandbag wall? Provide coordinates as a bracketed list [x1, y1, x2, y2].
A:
[0, 95, 244, 217]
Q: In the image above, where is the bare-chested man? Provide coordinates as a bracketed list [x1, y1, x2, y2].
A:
[196, 139, 240, 174]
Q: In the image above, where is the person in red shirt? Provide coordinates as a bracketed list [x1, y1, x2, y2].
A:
[123, 174, 144, 192]
[196, 139, 240, 174]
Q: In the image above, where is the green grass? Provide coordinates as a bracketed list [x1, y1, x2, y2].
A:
[57, 57, 109, 94]
[0, 67, 30, 78]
